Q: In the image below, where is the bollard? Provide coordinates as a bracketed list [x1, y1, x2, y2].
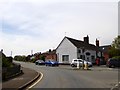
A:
[84, 62, 88, 70]
[77, 61, 80, 69]
[82, 60, 84, 69]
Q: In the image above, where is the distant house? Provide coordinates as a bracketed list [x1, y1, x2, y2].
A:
[56, 36, 100, 64]
[42, 49, 57, 61]
[99, 45, 111, 61]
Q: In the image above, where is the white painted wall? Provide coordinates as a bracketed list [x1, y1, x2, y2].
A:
[77, 48, 97, 63]
[56, 38, 77, 63]
[84, 50, 96, 63]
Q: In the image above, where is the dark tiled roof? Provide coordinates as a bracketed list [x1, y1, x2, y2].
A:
[66, 37, 98, 51]
[99, 45, 111, 53]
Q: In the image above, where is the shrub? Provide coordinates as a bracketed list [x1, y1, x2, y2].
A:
[2, 53, 13, 67]
[112, 56, 120, 60]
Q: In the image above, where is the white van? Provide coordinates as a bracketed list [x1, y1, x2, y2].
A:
[70, 59, 92, 67]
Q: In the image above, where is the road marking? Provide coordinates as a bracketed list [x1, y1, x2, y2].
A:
[27, 72, 44, 89]
[111, 82, 120, 90]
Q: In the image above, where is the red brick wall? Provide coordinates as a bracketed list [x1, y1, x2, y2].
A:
[104, 53, 109, 61]
[45, 54, 57, 61]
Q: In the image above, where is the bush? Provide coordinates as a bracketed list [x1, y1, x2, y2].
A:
[2, 53, 13, 67]
[31, 58, 36, 63]
[112, 56, 120, 60]
[14, 55, 26, 62]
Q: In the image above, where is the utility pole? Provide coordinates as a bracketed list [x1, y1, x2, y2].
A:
[31, 50, 33, 55]
[65, 32, 67, 36]
[11, 51, 12, 57]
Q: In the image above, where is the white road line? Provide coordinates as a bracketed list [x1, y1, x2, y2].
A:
[111, 82, 120, 90]
[27, 72, 44, 89]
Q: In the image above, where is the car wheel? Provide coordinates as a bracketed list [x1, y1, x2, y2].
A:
[111, 65, 115, 68]
[109, 66, 111, 68]
[71, 64, 75, 67]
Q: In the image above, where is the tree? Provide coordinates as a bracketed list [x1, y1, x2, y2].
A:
[40, 55, 45, 61]
[1, 52, 13, 67]
[108, 35, 120, 58]
[112, 35, 120, 49]
[14, 55, 26, 61]
[108, 47, 120, 58]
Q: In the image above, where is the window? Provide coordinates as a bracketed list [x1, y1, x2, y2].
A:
[87, 57, 89, 61]
[86, 52, 90, 56]
[78, 60, 82, 62]
[78, 50, 81, 53]
[74, 60, 77, 62]
[91, 56, 95, 60]
[80, 55, 85, 60]
[80, 55, 82, 59]
[62, 55, 69, 62]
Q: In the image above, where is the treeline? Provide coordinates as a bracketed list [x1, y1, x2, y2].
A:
[14, 55, 45, 63]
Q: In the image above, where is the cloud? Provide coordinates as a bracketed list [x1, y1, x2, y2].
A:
[0, 0, 118, 56]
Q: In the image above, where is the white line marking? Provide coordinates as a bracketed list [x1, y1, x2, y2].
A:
[27, 72, 44, 89]
[111, 82, 120, 90]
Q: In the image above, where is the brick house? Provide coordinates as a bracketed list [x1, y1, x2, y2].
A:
[42, 49, 57, 61]
[99, 45, 111, 61]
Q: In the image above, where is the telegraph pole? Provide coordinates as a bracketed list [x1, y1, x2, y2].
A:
[31, 50, 33, 55]
[11, 51, 12, 57]
[65, 32, 67, 36]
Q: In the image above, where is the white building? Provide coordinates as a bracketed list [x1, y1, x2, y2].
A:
[56, 36, 100, 64]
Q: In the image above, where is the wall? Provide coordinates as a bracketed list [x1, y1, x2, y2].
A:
[77, 48, 97, 63]
[56, 38, 77, 63]
[45, 54, 57, 60]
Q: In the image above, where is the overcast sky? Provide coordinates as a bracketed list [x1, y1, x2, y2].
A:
[0, 0, 119, 57]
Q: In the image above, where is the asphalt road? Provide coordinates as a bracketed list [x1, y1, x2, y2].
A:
[14, 61, 119, 89]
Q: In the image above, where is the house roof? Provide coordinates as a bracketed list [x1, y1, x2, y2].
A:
[42, 49, 56, 55]
[66, 37, 99, 51]
[56, 36, 99, 51]
[99, 45, 111, 53]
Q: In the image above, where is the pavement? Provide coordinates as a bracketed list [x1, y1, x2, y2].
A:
[2, 67, 40, 89]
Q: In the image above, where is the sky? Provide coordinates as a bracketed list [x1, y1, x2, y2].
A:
[0, 0, 119, 57]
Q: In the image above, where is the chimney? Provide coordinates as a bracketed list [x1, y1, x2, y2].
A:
[49, 49, 51, 52]
[96, 39, 99, 47]
[1, 49, 3, 53]
[84, 35, 89, 44]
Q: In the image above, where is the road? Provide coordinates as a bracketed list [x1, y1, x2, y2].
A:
[14, 61, 119, 89]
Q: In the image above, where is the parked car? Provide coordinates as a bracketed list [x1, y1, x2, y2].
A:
[45, 60, 59, 66]
[35, 60, 45, 65]
[106, 58, 120, 68]
[71, 59, 92, 67]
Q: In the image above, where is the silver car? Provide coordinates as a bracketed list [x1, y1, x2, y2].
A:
[35, 60, 45, 65]
[71, 59, 92, 67]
